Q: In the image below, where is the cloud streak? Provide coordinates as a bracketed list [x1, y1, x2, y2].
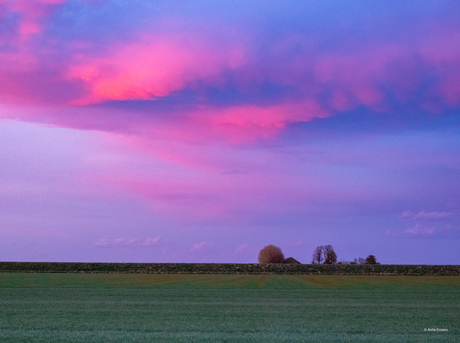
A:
[92, 237, 160, 248]
[401, 210, 453, 222]
[387, 207, 460, 239]
[191, 241, 207, 252]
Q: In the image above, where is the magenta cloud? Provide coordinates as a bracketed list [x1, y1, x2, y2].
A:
[1, 1, 460, 143]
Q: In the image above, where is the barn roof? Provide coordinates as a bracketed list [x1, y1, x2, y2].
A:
[283, 257, 301, 264]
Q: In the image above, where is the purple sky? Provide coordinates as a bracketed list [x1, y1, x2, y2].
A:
[1, 0, 459, 264]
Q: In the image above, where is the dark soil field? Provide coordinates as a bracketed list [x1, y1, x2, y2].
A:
[0, 273, 459, 342]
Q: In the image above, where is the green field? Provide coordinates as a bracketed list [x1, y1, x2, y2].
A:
[0, 273, 459, 342]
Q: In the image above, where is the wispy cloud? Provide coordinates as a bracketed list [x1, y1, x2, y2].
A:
[385, 224, 436, 238]
[92, 236, 160, 248]
[403, 224, 436, 238]
[191, 241, 207, 252]
[236, 244, 248, 253]
[388, 208, 457, 238]
[401, 210, 452, 221]
[385, 223, 460, 239]
[143, 236, 160, 246]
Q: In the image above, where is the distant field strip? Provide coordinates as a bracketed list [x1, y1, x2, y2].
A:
[1, 273, 460, 288]
[0, 274, 459, 342]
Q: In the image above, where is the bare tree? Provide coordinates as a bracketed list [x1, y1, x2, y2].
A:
[311, 245, 324, 264]
[358, 257, 366, 265]
[323, 245, 337, 264]
[365, 255, 377, 264]
[258, 245, 285, 264]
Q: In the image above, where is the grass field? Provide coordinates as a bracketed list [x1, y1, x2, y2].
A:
[0, 273, 459, 342]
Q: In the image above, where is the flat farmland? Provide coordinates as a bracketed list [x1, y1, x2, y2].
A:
[0, 273, 459, 342]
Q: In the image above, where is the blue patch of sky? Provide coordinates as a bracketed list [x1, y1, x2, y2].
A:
[0, 10, 19, 48]
[45, 0, 158, 46]
[277, 107, 460, 146]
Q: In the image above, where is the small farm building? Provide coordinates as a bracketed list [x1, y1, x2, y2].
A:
[283, 257, 300, 264]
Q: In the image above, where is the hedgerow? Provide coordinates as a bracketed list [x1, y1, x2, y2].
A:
[0, 262, 459, 275]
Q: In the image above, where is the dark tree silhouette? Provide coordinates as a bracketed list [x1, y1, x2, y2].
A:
[323, 245, 337, 264]
[258, 245, 285, 264]
[365, 255, 377, 264]
[311, 245, 324, 264]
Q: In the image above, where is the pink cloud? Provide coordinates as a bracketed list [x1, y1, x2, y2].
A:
[1, 0, 66, 40]
[313, 48, 391, 108]
[66, 34, 248, 104]
[437, 74, 460, 106]
[67, 125, 433, 225]
[157, 100, 329, 143]
[80, 161, 330, 225]
[1, 5, 460, 145]
[101, 177, 232, 221]
[81, 103, 322, 144]
[209, 99, 326, 128]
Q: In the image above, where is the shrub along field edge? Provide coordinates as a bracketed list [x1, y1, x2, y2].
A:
[0, 262, 459, 275]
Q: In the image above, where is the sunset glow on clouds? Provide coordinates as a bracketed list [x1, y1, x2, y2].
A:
[1, 1, 459, 263]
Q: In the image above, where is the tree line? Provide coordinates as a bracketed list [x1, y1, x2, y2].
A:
[258, 244, 378, 264]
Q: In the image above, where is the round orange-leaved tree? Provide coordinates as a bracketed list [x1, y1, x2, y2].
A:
[258, 245, 285, 264]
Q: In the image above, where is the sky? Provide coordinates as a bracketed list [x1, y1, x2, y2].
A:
[1, 0, 459, 264]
